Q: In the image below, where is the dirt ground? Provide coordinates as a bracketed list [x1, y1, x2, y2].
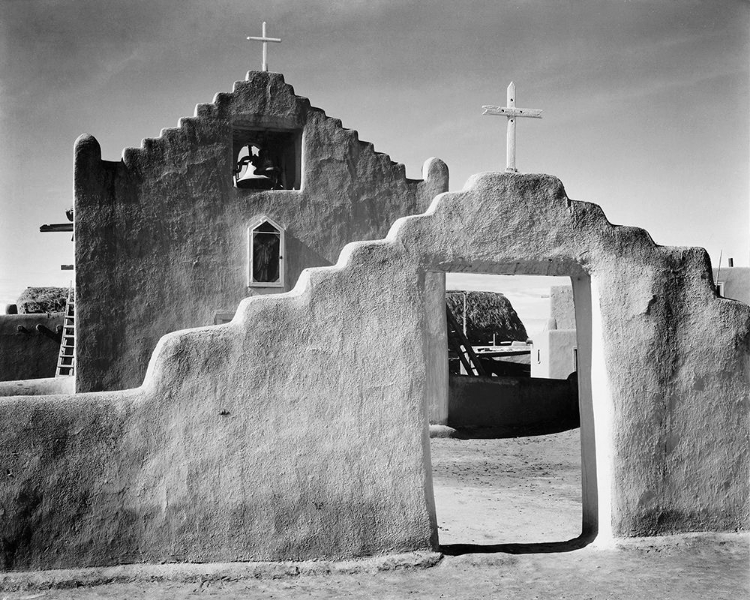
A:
[2, 429, 747, 599]
[431, 428, 583, 547]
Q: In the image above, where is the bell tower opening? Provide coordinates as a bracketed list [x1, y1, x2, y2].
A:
[232, 127, 302, 191]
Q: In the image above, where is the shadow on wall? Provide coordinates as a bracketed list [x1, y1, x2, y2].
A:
[447, 372, 580, 436]
[0, 314, 64, 381]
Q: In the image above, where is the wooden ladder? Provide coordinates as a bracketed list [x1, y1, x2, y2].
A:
[56, 286, 75, 377]
[446, 304, 486, 376]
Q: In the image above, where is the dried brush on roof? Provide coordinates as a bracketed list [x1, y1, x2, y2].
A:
[446, 290, 527, 345]
[15, 287, 68, 314]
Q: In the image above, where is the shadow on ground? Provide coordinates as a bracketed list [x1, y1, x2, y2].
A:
[441, 532, 596, 555]
[449, 417, 580, 439]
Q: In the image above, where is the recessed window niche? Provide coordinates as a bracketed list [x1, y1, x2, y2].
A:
[247, 216, 285, 288]
[232, 128, 301, 191]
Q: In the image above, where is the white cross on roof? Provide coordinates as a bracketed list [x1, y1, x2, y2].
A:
[482, 82, 542, 173]
[247, 22, 281, 72]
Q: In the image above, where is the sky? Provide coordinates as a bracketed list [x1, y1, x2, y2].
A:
[1, 0, 748, 318]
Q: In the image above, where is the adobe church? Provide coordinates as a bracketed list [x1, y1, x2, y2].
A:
[74, 70, 448, 392]
[0, 70, 747, 572]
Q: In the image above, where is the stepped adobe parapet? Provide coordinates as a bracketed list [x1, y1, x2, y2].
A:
[1, 173, 746, 570]
[74, 71, 448, 392]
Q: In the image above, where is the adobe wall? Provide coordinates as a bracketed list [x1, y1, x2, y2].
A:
[75, 71, 448, 393]
[448, 374, 578, 429]
[0, 376, 74, 396]
[532, 329, 578, 379]
[550, 285, 576, 329]
[713, 267, 750, 304]
[1, 173, 747, 571]
[0, 314, 64, 381]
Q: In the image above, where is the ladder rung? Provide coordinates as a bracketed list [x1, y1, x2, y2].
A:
[56, 284, 75, 378]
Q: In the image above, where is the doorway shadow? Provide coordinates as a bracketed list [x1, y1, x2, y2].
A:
[440, 531, 596, 556]
[449, 417, 580, 440]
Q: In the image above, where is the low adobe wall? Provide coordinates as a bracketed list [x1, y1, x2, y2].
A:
[0, 314, 64, 381]
[0, 173, 747, 571]
[448, 374, 578, 430]
[0, 377, 75, 397]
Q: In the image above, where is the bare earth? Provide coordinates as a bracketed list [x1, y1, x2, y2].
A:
[432, 429, 583, 547]
[2, 429, 747, 599]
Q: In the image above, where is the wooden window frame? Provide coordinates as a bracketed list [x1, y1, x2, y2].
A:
[247, 216, 285, 288]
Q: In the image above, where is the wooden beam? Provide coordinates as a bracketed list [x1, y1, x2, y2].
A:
[40, 223, 73, 233]
[446, 305, 487, 377]
[481, 106, 542, 118]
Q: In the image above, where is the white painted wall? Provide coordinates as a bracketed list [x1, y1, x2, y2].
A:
[531, 286, 577, 379]
[713, 266, 750, 305]
[531, 327, 577, 379]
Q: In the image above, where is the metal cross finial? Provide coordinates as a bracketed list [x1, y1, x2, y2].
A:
[482, 82, 542, 173]
[247, 21, 281, 72]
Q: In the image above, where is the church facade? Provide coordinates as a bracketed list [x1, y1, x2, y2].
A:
[74, 71, 448, 392]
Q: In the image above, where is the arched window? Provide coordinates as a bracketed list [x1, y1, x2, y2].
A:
[248, 217, 285, 288]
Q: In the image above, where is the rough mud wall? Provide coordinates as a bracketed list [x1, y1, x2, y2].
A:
[1, 173, 747, 571]
[0, 314, 64, 381]
[75, 71, 448, 393]
[0, 257, 437, 570]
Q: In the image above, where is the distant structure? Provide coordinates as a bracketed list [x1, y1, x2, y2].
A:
[531, 285, 577, 379]
[713, 262, 749, 304]
[0, 288, 65, 382]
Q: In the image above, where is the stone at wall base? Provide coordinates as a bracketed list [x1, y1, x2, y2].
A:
[429, 424, 458, 438]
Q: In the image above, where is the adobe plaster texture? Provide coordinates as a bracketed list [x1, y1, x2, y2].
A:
[74, 71, 448, 393]
[0, 376, 74, 397]
[0, 314, 64, 381]
[0, 173, 747, 572]
[550, 285, 576, 329]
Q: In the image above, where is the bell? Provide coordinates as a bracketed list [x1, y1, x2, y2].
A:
[235, 156, 273, 190]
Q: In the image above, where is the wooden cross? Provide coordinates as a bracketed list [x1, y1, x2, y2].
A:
[482, 82, 542, 172]
[247, 21, 281, 72]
